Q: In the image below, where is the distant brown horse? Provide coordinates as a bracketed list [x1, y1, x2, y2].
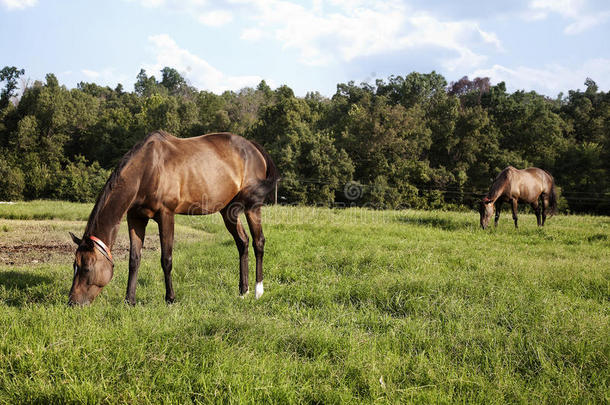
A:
[68, 131, 279, 306]
[479, 166, 557, 229]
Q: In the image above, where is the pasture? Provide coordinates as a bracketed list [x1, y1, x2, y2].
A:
[0, 201, 608, 403]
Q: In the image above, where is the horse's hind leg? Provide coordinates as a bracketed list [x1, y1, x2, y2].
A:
[221, 205, 250, 296]
[245, 205, 265, 299]
[541, 194, 548, 226]
[157, 210, 176, 303]
[511, 199, 519, 228]
[531, 200, 542, 227]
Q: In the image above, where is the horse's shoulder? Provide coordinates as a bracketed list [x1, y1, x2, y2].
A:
[139, 131, 174, 150]
[500, 166, 518, 179]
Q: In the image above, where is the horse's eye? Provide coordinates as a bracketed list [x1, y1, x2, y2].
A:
[74, 263, 89, 275]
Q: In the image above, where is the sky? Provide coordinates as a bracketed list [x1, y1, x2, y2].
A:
[1, 0, 609, 97]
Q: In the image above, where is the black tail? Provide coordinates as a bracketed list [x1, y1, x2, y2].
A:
[547, 173, 558, 216]
[250, 140, 280, 202]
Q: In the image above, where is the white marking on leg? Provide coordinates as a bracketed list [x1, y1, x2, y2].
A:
[240, 290, 249, 299]
[255, 281, 264, 299]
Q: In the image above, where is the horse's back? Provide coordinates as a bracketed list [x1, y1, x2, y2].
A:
[523, 167, 553, 191]
[137, 132, 268, 215]
[514, 167, 551, 200]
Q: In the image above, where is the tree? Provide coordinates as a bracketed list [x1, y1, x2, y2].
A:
[250, 85, 353, 204]
[0, 66, 25, 108]
[447, 76, 491, 106]
[0, 152, 25, 200]
[376, 71, 447, 108]
[0, 68, 607, 213]
[134, 69, 159, 97]
[160, 67, 189, 96]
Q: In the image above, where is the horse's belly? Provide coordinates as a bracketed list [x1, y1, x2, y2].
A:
[173, 181, 240, 215]
[174, 202, 214, 215]
[174, 198, 227, 215]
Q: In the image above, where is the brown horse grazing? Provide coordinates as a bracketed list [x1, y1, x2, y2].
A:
[68, 130, 279, 306]
[479, 166, 557, 229]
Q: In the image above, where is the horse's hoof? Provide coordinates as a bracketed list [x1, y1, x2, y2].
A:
[124, 298, 136, 307]
[240, 290, 250, 299]
[165, 297, 175, 304]
[255, 282, 264, 299]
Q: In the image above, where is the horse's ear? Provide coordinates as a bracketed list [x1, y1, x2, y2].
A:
[82, 236, 95, 249]
[69, 232, 82, 246]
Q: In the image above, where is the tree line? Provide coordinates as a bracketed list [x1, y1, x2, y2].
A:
[0, 66, 608, 214]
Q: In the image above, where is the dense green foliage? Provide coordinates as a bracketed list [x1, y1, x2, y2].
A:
[0, 202, 608, 403]
[1, 67, 609, 213]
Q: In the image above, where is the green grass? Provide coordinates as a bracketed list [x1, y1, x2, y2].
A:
[0, 200, 92, 220]
[0, 202, 609, 403]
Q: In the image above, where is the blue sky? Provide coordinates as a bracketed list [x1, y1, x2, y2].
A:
[2, 0, 609, 97]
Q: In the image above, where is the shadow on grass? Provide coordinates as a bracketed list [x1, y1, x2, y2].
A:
[397, 215, 474, 231]
[0, 270, 56, 306]
[0, 270, 52, 290]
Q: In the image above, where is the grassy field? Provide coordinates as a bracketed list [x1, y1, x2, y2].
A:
[0, 201, 608, 403]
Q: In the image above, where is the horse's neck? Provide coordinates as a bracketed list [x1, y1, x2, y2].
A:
[487, 180, 507, 202]
[85, 175, 139, 248]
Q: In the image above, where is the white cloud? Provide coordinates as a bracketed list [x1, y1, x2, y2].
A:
[527, 0, 610, 34]
[394, 13, 500, 72]
[240, 27, 264, 41]
[125, 0, 502, 70]
[1, 0, 37, 10]
[564, 11, 610, 34]
[476, 26, 504, 50]
[127, 0, 165, 7]
[531, 0, 583, 18]
[143, 34, 262, 93]
[470, 58, 610, 95]
[198, 9, 233, 27]
[81, 69, 101, 79]
[232, 0, 502, 69]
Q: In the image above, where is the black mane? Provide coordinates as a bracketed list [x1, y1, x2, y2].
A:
[84, 131, 169, 235]
[486, 166, 512, 200]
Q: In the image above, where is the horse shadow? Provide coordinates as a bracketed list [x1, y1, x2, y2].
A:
[0, 270, 55, 306]
[397, 214, 473, 231]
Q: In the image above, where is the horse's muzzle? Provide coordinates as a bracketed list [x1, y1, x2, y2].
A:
[67, 298, 90, 307]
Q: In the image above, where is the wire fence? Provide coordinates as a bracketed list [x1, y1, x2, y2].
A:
[275, 176, 610, 208]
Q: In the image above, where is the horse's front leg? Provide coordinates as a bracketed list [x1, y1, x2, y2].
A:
[511, 199, 519, 228]
[156, 210, 175, 303]
[126, 211, 148, 306]
[494, 201, 503, 227]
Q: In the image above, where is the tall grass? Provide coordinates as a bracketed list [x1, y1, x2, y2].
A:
[0, 200, 92, 221]
[0, 203, 608, 403]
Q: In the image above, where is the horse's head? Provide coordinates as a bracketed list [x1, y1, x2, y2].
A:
[68, 232, 114, 306]
[479, 197, 494, 229]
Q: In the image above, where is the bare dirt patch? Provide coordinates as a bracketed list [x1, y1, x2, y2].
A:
[0, 243, 155, 265]
[0, 219, 158, 266]
[0, 244, 73, 265]
[0, 237, 159, 266]
[0, 219, 208, 266]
